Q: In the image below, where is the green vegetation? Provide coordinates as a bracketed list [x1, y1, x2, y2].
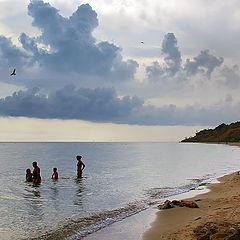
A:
[181, 122, 240, 143]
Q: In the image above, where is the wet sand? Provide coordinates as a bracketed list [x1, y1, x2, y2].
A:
[84, 207, 156, 240]
[142, 171, 240, 240]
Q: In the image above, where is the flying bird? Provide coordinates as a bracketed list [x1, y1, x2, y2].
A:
[10, 68, 16, 76]
[141, 41, 144, 44]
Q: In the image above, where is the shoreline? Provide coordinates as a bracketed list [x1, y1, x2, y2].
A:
[83, 142, 240, 240]
[142, 171, 240, 240]
[83, 185, 211, 240]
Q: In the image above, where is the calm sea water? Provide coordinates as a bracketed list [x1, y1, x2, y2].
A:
[0, 142, 240, 240]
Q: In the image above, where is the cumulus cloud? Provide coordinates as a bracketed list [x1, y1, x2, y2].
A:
[0, 0, 138, 89]
[184, 49, 223, 78]
[0, 86, 239, 126]
[128, 102, 240, 126]
[146, 33, 182, 82]
[219, 65, 240, 88]
[24, 1, 137, 79]
[0, 1, 239, 127]
[146, 34, 224, 86]
[145, 61, 164, 82]
[0, 36, 28, 71]
[161, 33, 182, 76]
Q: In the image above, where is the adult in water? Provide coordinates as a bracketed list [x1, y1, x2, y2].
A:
[32, 161, 41, 183]
[52, 167, 58, 180]
[76, 155, 85, 178]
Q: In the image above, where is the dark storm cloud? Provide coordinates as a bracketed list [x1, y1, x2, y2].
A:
[0, 86, 143, 121]
[184, 50, 223, 78]
[0, 0, 138, 83]
[0, 86, 239, 126]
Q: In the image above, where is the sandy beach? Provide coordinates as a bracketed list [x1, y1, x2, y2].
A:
[142, 171, 240, 240]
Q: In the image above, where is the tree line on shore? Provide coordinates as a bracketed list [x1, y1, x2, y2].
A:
[181, 122, 240, 143]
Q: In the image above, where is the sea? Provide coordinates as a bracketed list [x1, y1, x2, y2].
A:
[0, 142, 240, 240]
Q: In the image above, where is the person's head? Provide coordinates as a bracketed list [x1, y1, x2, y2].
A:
[76, 155, 82, 161]
[26, 168, 31, 174]
[53, 167, 57, 172]
[32, 161, 37, 167]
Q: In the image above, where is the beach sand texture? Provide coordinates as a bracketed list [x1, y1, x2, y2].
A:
[143, 172, 240, 240]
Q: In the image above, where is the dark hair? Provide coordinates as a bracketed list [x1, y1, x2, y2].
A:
[76, 155, 82, 160]
[32, 161, 37, 166]
[53, 168, 57, 171]
[26, 168, 31, 173]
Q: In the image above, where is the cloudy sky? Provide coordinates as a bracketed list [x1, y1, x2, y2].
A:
[0, 0, 239, 141]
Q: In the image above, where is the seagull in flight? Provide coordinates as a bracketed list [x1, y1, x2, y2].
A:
[141, 41, 144, 44]
[10, 68, 16, 76]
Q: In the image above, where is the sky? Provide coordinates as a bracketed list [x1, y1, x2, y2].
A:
[0, 0, 240, 141]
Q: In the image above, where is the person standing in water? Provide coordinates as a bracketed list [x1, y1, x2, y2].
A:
[26, 168, 33, 182]
[52, 167, 58, 179]
[76, 155, 85, 178]
[32, 161, 41, 183]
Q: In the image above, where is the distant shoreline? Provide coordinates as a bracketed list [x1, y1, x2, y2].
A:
[181, 141, 240, 146]
[181, 122, 240, 143]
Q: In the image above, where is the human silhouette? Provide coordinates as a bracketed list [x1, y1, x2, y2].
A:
[52, 168, 58, 179]
[76, 155, 85, 178]
[32, 161, 41, 183]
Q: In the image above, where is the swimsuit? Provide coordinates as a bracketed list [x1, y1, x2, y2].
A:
[77, 162, 83, 176]
[33, 167, 41, 183]
[26, 174, 32, 181]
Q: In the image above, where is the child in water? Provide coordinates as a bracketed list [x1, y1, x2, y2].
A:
[76, 155, 85, 178]
[52, 168, 58, 179]
[26, 168, 33, 182]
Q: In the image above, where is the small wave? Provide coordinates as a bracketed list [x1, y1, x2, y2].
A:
[186, 178, 201, 182]
[144, 177, 209, 203]
[144, 185, 194, 200]
[26, 201, 149, 240]
[26, 179, 210, 240]
[67, 180, 211, 239]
